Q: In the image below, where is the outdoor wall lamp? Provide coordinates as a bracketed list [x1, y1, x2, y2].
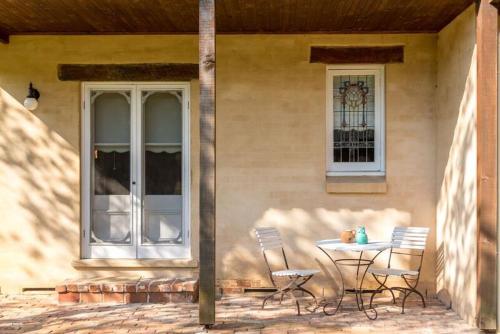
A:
[23, 82, 40, 111]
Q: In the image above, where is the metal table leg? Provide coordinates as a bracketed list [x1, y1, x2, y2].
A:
[318, 247, 345, 316]
[318, 247, 384, 320]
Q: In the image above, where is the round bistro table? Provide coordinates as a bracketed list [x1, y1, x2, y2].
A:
[316, 239, 392, 320]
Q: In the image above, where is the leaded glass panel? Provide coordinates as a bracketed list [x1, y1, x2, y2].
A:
[332, 75, 375, 163]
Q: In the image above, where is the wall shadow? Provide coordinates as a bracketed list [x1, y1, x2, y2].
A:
[220, 207, 430, 297]
[0, 88, 79, 292]
[435, 6, 477, 324]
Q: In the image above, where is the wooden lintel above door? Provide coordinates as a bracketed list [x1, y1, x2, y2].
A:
[58, 63, 199, 81]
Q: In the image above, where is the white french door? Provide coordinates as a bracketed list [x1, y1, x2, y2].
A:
[82, 82, 190, 259]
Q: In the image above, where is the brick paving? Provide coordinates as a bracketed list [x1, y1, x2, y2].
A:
[0, 293, 479, 333]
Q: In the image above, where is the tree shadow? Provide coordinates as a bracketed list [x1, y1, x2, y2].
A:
[435, 8, 477, 324]
[0, 88, 80, 292]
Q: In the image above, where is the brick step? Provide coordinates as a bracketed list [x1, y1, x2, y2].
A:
[56, 277, 199, 304]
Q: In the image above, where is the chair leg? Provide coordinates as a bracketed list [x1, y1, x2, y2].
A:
[297, 286, 318, 312]
[370, 288, 396, 308]
[279, 292, 285, 304]
[413, 289, 426, 308]
[401, 289, 410, 314]
[262, 289, 282, 309]
[262, 276, 316, 316]
[389, 288, 396, 304]
[287, 290, 301, 316]
[400, 275, 426, 313]
[370, 274, 396, 308]
[402, 288, 426, 309]
[297, 287, 317, 304]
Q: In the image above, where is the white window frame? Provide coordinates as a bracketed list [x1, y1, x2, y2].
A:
[81, 82, 191, 259]
[326, 64, 385, 176]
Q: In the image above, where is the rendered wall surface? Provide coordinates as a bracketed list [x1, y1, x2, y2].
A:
[0, 36, 201, 292]
[435, 6, 477, 325]
[0, 33, 438, 295]
[216, 34, 437, 296]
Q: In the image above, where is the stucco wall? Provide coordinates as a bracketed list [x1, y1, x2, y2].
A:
[0, 33, 438, 294]
[435, 6, 477, 325]
[0, 36, 201, 292]
[216, 34, 437, 295]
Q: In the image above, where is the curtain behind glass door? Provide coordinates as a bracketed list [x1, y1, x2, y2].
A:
[91, 91, 132, 245]
[142, 91, 183, 245]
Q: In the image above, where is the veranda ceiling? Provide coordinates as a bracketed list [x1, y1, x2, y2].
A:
[0, 0, 472, 43]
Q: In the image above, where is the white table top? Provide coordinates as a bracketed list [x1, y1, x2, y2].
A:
[316, 239, 392, 252]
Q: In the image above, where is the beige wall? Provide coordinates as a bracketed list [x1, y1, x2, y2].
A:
[216, 34, 437, 295]
[435, 6, 477, 325]
[0, 36, 201, 292]
[0, 33, 439, 295]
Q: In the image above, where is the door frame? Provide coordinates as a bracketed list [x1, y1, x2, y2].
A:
[81, 82, 191, 259]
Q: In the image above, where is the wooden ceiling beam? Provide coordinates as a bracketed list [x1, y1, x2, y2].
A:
[57, 63, 198, 81]
[310, 46, 404, 64]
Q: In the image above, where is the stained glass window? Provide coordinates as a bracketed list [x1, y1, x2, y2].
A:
[332, 75, 375, 163]
[326, 66, 385, 174]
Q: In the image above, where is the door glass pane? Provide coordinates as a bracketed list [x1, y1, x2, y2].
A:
[142, 91, 183, 244]
[332, 75, 375, 163]
[91, 91, 132, 244]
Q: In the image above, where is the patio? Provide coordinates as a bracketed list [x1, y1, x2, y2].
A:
[0, 0, 498, 331]
[0, 293, 478, 334]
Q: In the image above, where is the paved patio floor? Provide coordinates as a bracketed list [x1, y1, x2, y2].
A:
[0, 293, 479, 333]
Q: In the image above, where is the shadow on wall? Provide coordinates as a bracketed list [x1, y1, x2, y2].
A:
[435, 47, 477, 320]
[0, 88, 79, 292]
[222, 207, 426, 297]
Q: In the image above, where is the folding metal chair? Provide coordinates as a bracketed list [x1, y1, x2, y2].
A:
[255, 227, 319, 315]
[367, 226, 429, 313]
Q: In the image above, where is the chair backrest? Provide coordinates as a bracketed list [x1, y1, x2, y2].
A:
[391, 226, 429, 250]
[255, 227, 284, 251]
[255, 227, 289, 278]
[388, 227, 430, 273]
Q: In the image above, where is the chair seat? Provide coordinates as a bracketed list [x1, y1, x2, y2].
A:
[368, 267, 419, 277]
[272, 269, 319, 277]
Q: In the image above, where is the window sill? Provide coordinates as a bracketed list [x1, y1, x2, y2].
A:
[326, 175, 387, 194]
[72, 259, 199, 269]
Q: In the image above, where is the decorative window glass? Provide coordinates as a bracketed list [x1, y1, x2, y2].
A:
[326, 65, 385, 175]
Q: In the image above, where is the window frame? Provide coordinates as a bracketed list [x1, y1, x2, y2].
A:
[326, 64, 385, 176]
